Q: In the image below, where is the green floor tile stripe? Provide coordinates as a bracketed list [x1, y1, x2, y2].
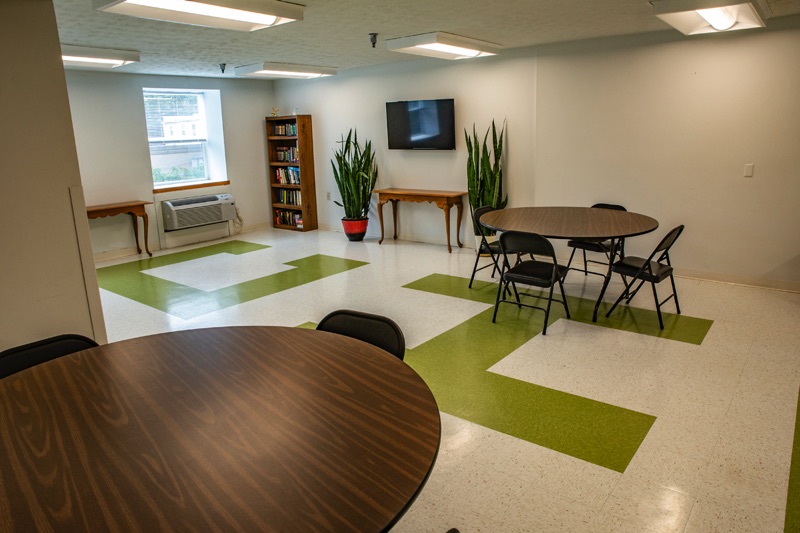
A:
[402, 273, 714, 471]
[97, 241, 368, 319]
[413, 274, 713, 345]
[785, 387, 800, 532]
[404, 305, 654, 473]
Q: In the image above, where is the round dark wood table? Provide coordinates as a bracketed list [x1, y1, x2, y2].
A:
[480, 206, 659, 322]
[479, 206, 658, 240]
[0, 327, 441, 532]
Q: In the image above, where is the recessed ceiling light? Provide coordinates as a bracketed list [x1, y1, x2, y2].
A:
[651, 0, 766, 35]
[61, 44, 140, 69]
[234, 63, 337, 79]
[93, 0, 304, 32]
[386, 32, 500, 60]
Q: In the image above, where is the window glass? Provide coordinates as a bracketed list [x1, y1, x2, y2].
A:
[143, 89, 226, 188]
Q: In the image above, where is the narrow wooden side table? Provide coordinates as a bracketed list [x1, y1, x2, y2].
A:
[374, 188, 466, 253]
[87, 200, 153, 257]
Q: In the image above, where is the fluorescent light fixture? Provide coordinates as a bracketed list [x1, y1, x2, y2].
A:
[61, 45, 140, 69]
[651, 0, 766, 35]
[234, 63, 336, 79]
[93, 0, 303, 32]
[386, 32, 500, 60]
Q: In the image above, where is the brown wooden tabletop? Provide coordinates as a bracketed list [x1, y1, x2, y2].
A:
[480, 206, 658, 240]
[0, 327, 441, 532]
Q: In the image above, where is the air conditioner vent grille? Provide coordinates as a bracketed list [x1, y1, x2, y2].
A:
[162, 193, 236, 231]
[170, 195, 220, 207]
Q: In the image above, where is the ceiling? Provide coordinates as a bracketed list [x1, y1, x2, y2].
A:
[53, 0, 800, 78]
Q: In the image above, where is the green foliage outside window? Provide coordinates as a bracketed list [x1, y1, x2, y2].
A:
[152, 165, 206, 183]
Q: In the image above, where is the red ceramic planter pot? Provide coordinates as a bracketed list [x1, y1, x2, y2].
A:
[341, 218, 368, 241]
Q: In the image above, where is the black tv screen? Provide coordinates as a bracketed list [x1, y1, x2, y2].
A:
[386, 99, 456, 150]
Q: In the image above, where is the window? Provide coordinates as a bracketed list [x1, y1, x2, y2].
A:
[143, 89, 227, 189]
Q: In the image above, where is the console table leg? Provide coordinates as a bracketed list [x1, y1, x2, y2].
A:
[391, 200, 398, 240]
[128, 212, 143, 255]
[455, 200, 464, 248]
[378, 200, 386, 244]
[141, 212, 152, 257]
[443, 205, 452, 253]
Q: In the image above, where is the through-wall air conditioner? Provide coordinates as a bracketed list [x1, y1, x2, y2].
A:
[162, 194, 236, 231]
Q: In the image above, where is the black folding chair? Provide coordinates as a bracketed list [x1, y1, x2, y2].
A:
[492, 231, 570, 335]
[317, 309, 406, 360]
[566, 203, 627, 277]
[0, 334, 99, 379]
[605, 225, 685, 329]
[468, 206, 502, 288]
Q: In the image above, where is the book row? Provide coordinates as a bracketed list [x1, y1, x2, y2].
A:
[275, 146, 299, 162]
[275, 167, 300, 184]
[273, 123, 297, 136]
[275, 188, 302, 206]
[275, 209, 303, 229]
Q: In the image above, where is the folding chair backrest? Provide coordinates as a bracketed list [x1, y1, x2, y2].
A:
[592, 203, 627, 212]
[0, 334, 98, 379]
[317, 309, 406, 360]
[472, 206, 496, 237]
[500, 231, 556, 261]
[651, 225, 685, 261]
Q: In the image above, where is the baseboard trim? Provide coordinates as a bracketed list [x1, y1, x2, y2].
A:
[675, 268, 800, 294]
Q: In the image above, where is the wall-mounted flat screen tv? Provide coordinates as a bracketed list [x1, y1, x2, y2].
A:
[386, 98, 456, 150]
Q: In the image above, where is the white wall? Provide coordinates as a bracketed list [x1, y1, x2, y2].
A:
[535, 21, 800, 289]
[0, 0, 105, 350]
[274, 22, 799, 290]
[65, 72, 276, 256]
[272, 51, 536, 246]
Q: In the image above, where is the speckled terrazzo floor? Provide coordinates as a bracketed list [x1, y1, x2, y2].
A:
[96, 227, 800, 532]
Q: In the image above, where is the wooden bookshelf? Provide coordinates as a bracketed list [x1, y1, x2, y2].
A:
[266, 115, 318, 231]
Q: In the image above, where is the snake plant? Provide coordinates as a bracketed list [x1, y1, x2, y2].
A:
[331, 129, 378, 219]
[465, 120, 508, 234]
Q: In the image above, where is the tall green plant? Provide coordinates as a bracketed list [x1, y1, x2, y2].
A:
[331, 129, 378, 219]
[466, 120, 508, 233]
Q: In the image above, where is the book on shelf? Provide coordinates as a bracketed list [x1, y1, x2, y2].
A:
[275, 189, 302, 206]
[274, 209, 304, 228]
[273, 123, 297, 136]
[275, 167, 301, 185]
[275, 146, 298, 162]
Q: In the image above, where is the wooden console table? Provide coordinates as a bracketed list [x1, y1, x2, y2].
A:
[374, 188, 466, 253]
[87, 200, 153, 257]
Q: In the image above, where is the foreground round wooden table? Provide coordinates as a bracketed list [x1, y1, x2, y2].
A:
[480, 207, 659, 322]
[0, 327, 441, 532]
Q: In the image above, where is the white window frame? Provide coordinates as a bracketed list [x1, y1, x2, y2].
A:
[143, 88, 228, 190]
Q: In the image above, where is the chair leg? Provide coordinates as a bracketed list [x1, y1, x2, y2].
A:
[558, 277, 570, 319]
[582, 250, 589, 275]
[625, 279, 647, 304]
[490, 255, 500, 278]
[468, 251, 482, 288]
[605, 284, 630, 319]
[542, 284, 556, 335]
[512, 282, 522, 308]
[492, 276, 505, 323]
[651, 282, 664, 329]
[566, 247, 577, 271]
[670, 274, 681, 314]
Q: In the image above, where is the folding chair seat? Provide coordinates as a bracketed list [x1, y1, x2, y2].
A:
[492, 231, 570, 335]
[605, 225, 684, 329]
[468, 206, 502, 288]
[566, 203, 627, 277]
